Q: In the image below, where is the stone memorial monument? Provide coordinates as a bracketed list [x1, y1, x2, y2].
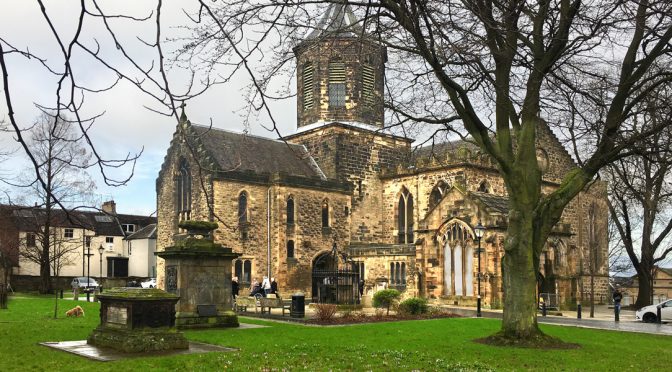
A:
[87, 287, 188, 353]
[157, 220, 240, 329]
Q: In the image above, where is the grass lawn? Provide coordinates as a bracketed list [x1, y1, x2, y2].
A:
[0, 294, 669, 371]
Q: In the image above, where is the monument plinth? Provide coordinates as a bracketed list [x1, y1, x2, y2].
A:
[87, 287, 188, 353]
[157, 220, 240, 329]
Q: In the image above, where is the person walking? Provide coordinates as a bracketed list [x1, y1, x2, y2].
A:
[270, 277, 278, 296]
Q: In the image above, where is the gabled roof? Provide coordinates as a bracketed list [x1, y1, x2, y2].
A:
[189, 124, 326, 179]
[471, 192, 509, 215]
[125, 223, 157, 240]
[2, 205, 155, 237]
[305, 2, 362, 40]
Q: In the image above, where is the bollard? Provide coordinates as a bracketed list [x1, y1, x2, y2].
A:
[59, 289, 63, 299]
[577, 303, 582, 319]
[657, 306, 662, 324]
[542, 302, 547, 317]
[615, 304, 620, 322]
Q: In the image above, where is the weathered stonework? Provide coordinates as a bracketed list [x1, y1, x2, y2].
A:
[155, 3, 610, 310]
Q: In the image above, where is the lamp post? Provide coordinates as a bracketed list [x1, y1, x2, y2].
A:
[85, 247, 94, 302]
[98, 244, 105, 283]
[474, 222, 486, 318]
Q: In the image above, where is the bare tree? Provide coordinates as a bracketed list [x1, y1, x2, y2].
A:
[176, 0, 672, 343]
[606, 87, 672, 308]
[14, 113, 96, 294]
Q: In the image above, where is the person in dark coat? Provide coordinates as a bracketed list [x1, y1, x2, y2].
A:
[613, 288, 623, 312]
[270, 277, 278, 295]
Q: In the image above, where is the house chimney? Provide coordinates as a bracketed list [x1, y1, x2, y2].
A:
[102, 200, 117, 215]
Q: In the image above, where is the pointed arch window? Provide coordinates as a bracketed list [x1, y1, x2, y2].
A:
[322, 199, 330, 228]
[478, 181, 490, 193]
[429, 180, 448, 210]
[176, 158, 192, 221]
[238, 191, 249, 224]
[442, 220, 475, 297]
[302, 63, 314, 110]
[286, 196, 295, 225]
[397, 188, 414, 244]
[329, 61, 346, 107]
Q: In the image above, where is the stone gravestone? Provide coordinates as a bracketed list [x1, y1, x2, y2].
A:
[157, 220, 240, 329]
[87, 287, 188, 352]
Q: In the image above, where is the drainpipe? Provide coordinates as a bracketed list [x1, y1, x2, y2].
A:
[267, 186, 272, 277]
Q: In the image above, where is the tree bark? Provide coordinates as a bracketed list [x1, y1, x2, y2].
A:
[501, 203, 544, 338]
[634, 269, 652, 308]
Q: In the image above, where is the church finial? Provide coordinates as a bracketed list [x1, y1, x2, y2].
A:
[179, 101, 188, 123]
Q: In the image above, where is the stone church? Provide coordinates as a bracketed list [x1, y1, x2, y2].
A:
[156, 3, 609, 309]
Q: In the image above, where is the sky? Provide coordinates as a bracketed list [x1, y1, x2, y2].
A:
[0, 1, 297, 216]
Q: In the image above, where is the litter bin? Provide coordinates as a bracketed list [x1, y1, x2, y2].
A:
[291, 292, 305, 318]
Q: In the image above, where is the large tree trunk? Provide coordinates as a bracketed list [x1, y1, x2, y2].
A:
[501, 210, 542, 338]
[634, 270, 652, 308]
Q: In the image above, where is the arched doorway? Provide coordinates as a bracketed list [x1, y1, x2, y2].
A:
[311, 250, 360, 304]
[312, 252, 337, 303]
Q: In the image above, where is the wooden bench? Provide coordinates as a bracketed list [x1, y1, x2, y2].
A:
[259, 297, 291, 316]
[235, 296, 258, 313]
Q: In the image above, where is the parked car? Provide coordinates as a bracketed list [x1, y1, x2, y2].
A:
[635, 299, 672, 322]
[70, 277, 100, 293]
[141, 278, 156, 288]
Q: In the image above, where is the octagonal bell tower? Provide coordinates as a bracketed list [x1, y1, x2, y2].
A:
[293, 2, 387, 130]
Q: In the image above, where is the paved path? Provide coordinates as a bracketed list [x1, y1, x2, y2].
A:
[442, 305, 672, 336]
[537, 316, 672, 336]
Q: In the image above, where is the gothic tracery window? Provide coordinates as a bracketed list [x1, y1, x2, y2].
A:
[429, 180, 449, 210]
[176, 158, 192, 221]
[397, 188, 414, 244]
[442, 220, 475, 297]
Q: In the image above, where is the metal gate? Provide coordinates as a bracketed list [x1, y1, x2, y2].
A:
[312, 269, 360, 305]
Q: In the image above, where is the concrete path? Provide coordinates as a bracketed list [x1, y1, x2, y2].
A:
[442, 304, 672, 336]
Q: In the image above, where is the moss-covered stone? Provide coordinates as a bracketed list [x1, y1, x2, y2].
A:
[178, 220, 219, 231]
[175, 310, 239, 329]
[97, 287, 179, 301]
[87, 327, 188, 353]
[170, 237, 228, 251]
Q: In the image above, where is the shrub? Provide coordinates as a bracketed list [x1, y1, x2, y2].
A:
[372, 289, 401, 315]
[314, 303, 338, 322]
[399, 297, 429, 315]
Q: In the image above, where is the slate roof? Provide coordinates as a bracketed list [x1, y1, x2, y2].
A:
[2, 205, 156, 237]
[125, 223, 157, 240]
[471, 192, 509, 214]
[190, 125, 325, 179]
[412, 139, 481, 162]
[305, 2, 362, 40]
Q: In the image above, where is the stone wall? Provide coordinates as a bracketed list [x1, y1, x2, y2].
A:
[156, 122, 214, 289]
[289, 124, 410, 244]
